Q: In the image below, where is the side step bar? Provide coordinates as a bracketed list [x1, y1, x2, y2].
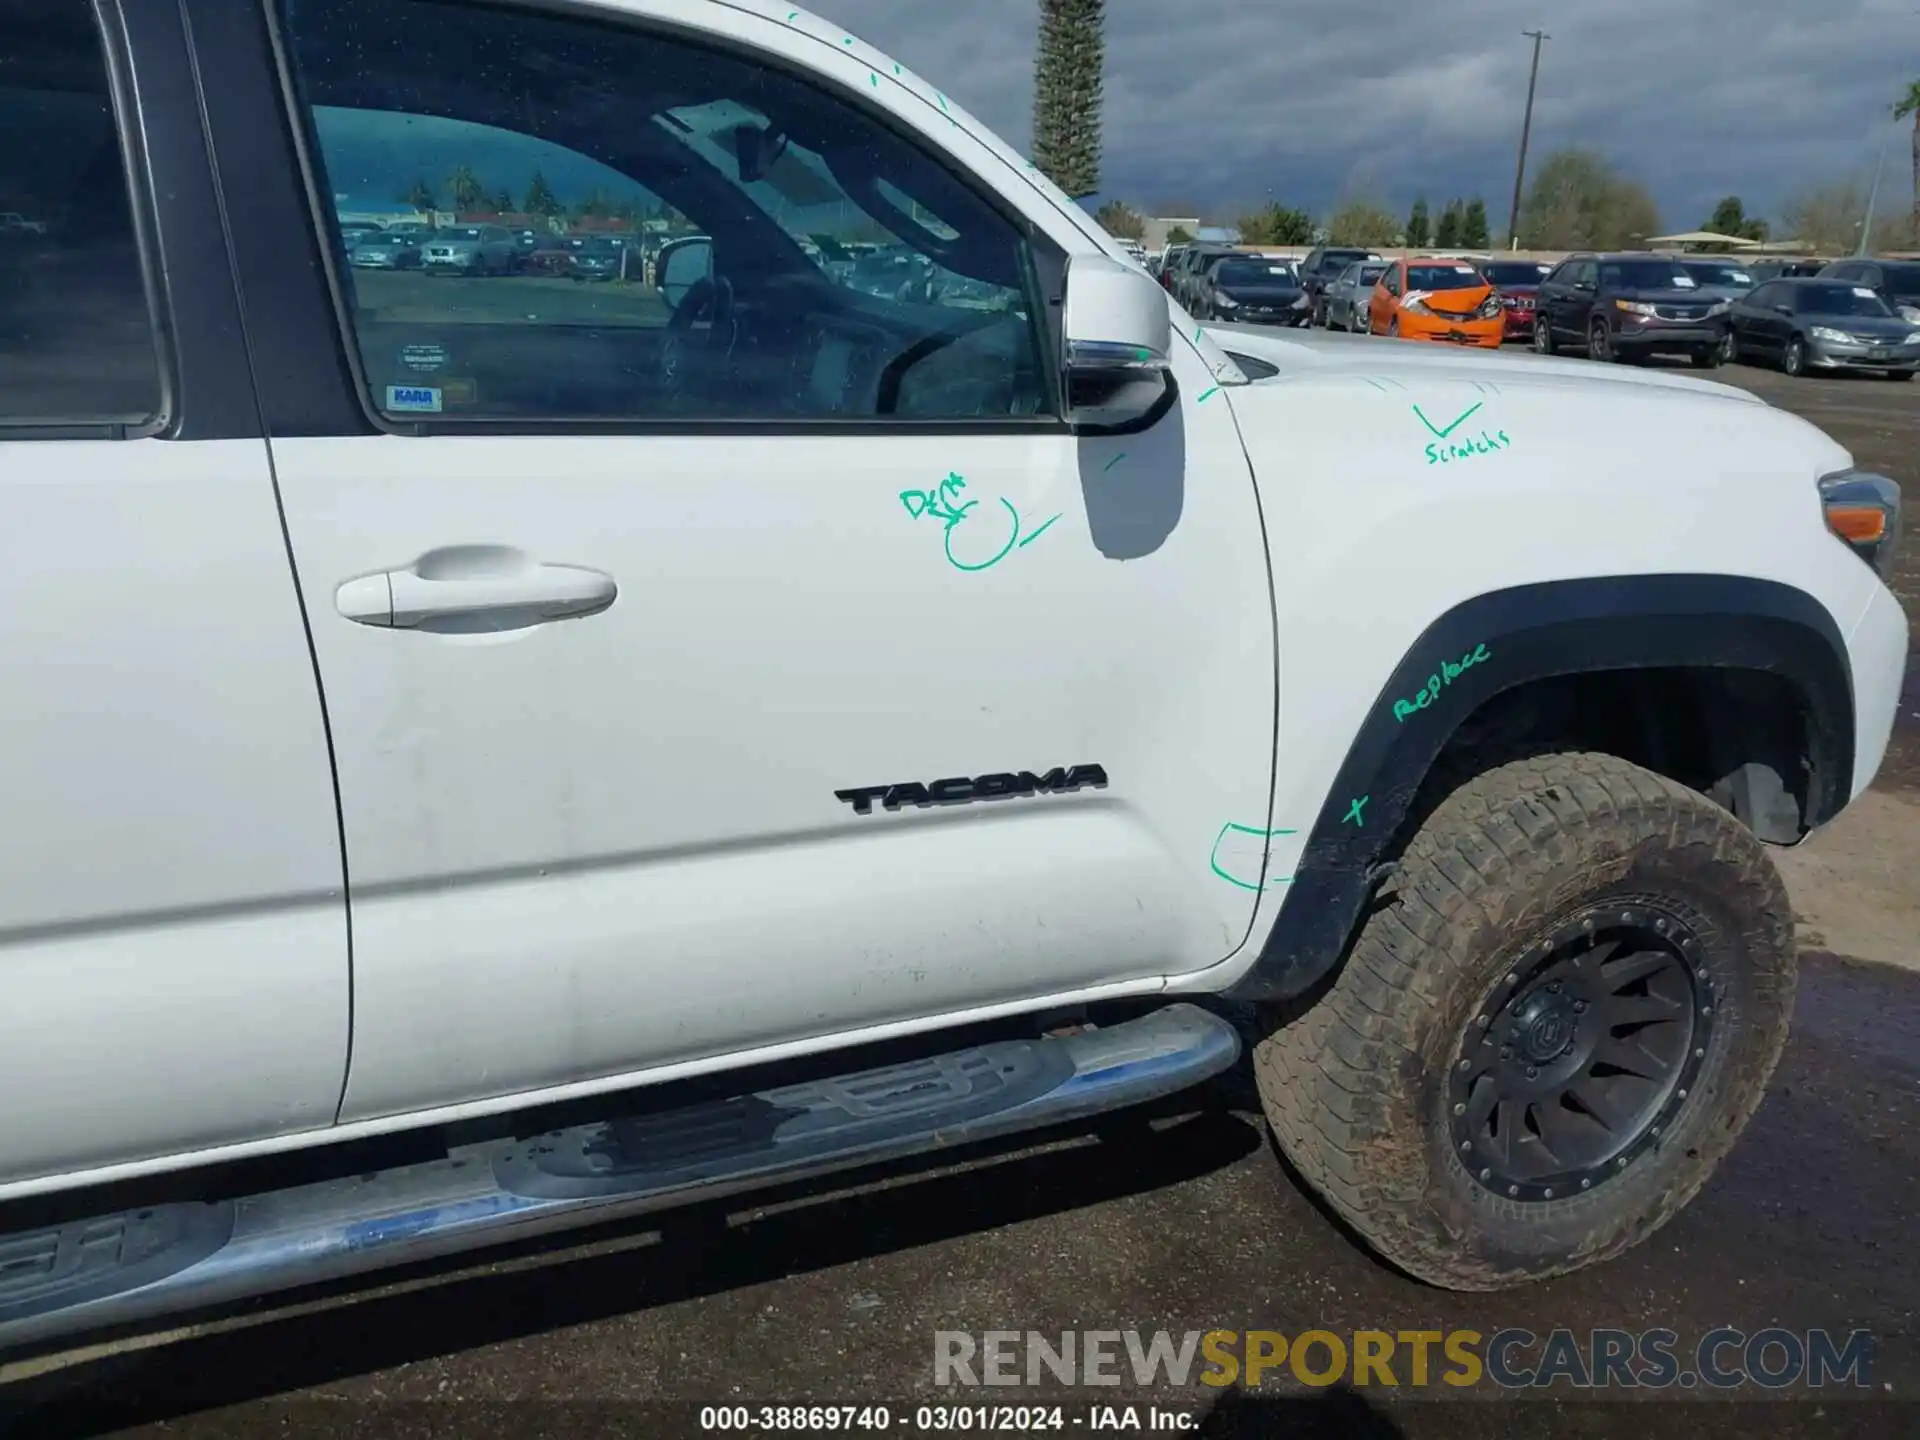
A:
[0, 1003, 1239, 1353]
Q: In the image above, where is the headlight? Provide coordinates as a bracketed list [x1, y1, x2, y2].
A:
[1476, 295, 1503, 319]
[1706, 301, 1730, 316]
[1818, 469, 1902, 581]
[1215, 294, 1239, 309]
[1903, 330, 1920, 345]
[1810, 326, 1851, 344]
[1614, 300, 1657, 317]
[1402, 297, 1431, 315]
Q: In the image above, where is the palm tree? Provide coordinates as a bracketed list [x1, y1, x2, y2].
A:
[1031, 0, 1105, 199]
[1897, 80, 1920, 240]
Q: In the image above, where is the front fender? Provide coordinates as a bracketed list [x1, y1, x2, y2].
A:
[1222, 575, 1855, 1001]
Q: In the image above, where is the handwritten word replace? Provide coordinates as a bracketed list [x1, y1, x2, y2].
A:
[1392, 643, 1490, 722]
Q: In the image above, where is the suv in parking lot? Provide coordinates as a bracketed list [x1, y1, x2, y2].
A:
[1299, 245, 1383, 325]
[1534, 253, 1730, 367]
[421, 223, 516, 275]
[0, 0, 1908, 1354]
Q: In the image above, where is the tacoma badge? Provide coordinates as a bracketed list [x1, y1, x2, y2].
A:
[835, 765, 1109, 815]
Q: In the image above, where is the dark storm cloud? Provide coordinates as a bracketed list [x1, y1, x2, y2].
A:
[822, 0, 1916, 229]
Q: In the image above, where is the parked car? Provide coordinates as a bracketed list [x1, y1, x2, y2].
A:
[1477, 259, 1553, 342]
[421, 223, 515, 275]
[1533, 253, 1729, 367]
[1299, 246, 1383, 325]
[1153, 242, 1187, 288]
[519, 236, 575, 276]
[1676, 257, 1758, 304]
[347, 233, 422, 270]
[0, 0, 1909, 1354]
[1321, 259, 1389, 332]
[568, 235, 636, 282]
[1191, 254, 1306, 325]
[1723, 277, 1920, 380]
[1816, 258, 1920, 323]
[1368, 257, 1504, 347]
[1169, 244, 1233, 311]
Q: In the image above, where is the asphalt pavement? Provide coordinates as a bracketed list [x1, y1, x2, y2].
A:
[2, 342, 1915, 1440]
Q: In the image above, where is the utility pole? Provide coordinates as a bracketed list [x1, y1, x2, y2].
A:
[1857, 128, 1892, 257]
[1506, 29, 1549, 250]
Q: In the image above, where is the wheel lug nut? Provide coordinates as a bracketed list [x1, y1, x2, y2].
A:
[1548, 980, 1563, 993]
[1525, 1065, 1539, 1079]
[1453, 1103, 1466, 1116]
[1500, 1045, 1513, 1060]
[1573, 1000, 1587, 1013]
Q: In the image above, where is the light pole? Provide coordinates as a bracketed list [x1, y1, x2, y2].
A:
[1506, 29, 1549, 250]
[1858, 128, 1892, 257]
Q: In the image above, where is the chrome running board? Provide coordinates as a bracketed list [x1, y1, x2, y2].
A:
[0, 1003, 1238, 1352]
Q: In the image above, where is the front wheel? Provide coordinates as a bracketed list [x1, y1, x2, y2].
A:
[1387, 317, 1401, 339]
[1783, 335, 1807, 377]
[1588, 320, 1615, 362]
[1720, 330, 1740, 365]
[1254, 751, 1795, 1290]
[1533, 318, 1555, 355]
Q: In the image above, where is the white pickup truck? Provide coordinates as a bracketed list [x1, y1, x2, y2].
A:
[0, 0, 1907, 1350]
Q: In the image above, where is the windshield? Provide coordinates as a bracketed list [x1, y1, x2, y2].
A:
[1795, 284, 1895, 318]
[445, 227, 487, 241]
[1884, 265, 1920, 301]
[1315, 249, 1370, 273]
[1600, 259, 1693, 289]
[1480, 261, 1549, 286]
[1214, 259, 1294, 285]
[1405, 263, 1485, 291]
[1682, 262, 1753, 287]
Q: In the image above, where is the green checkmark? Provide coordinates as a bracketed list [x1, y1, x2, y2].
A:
[1412, 401, 1483, 439]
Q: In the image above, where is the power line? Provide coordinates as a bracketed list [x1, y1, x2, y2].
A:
[1506, 29, 1549, 249]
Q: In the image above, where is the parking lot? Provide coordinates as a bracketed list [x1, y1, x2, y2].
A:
[3, 347, 1916, 1440]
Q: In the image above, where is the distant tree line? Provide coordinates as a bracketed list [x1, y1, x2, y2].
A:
[1101, 137, 1920, 255]
[396, 167, 681, 227]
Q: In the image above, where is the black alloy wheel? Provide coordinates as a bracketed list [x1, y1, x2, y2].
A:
[1448, 903, 1709, 1202]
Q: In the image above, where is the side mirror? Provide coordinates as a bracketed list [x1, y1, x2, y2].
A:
[657, 238, 714, 310]
[1773, 303, 1793, 316]
[1061, 255, 1175, 432]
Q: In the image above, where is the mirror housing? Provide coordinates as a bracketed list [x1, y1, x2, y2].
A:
[1061, 255, 1176, 432]
[656, 235, 714, 310]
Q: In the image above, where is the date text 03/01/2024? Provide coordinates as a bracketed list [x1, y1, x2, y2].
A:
[697, 1404, 1197, 1431]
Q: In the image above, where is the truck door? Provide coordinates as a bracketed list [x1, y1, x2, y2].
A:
[241, 0, 1278, 1123]
[0, 0, 347, 1189]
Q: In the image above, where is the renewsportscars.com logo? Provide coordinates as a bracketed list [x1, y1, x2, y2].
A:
[934, 1328, 1875, 1392]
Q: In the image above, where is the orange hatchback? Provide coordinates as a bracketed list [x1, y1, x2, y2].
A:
[1370, 258, 1504, 347]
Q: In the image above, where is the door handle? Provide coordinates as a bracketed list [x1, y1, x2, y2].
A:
[335, 545, 617, 633]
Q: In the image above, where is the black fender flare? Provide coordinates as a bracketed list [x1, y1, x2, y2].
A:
[1227, 574, 1855, 1002]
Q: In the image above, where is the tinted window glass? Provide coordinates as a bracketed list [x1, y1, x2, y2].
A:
[1405, 263, 1484, 291]
[278, 0, 1050, 423]
[1793, 284, 1895, 318]
[1599, 259, 1691, 289]
[1480, 261, 1549, 286]
[1680, 261, 1753, 287]
[1213, 259, 1293, 286]
[0, 1, 161, 428]
[1881, 263, 1920, 301]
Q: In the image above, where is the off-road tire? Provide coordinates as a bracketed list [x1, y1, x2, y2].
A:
[1253, 751, 1796, 1290]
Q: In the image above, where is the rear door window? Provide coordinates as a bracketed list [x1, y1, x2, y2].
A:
[0, 1, 163, 431]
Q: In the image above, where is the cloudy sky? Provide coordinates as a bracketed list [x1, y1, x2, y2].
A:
[822, 0, 1917, 231]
